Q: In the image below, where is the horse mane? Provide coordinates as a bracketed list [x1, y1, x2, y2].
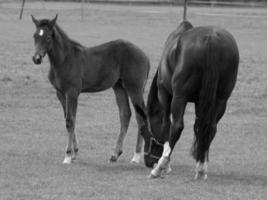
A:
[38, 19, 84, 52]
[53, 24, 84, 52]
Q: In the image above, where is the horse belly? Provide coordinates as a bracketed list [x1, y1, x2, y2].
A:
[81, 72, 119, 93]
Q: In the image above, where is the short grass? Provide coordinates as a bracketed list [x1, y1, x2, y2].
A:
[0, 2, 267, 200]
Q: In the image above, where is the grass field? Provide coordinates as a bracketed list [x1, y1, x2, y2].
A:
[0, 2, 267, 200]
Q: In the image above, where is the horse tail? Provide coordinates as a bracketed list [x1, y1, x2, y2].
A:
[191, 35, 219, 162]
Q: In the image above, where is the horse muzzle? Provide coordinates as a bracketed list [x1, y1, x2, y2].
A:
[32, 53, 44, 65]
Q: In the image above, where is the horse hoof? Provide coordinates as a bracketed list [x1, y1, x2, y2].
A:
[130, 153, 141, 164]
[71, 154, 77, 161]
[74, 148, 79, 155]
[194, 172, 208, 180]
[109, 155, 118, 163]
[148, 173, 161, 179]
[117, 150, 123, 157]
[149, 167, 163, 179]
[109, 150, 123, 163]
[63, 156, 72, 164]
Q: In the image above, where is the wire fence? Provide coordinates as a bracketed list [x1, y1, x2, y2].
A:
[1, 0, 267, 20]
[1, 0, 267, 7]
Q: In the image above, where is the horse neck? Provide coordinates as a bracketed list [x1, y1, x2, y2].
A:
[47, 26, 73, 67]
[147, 70, 165, 143]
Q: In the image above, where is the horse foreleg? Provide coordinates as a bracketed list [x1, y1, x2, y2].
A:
[151, 86, 172, 176]
[150, 143, 171, 178]
[62, 89, 79, 164]
[150, 96, 186, 178]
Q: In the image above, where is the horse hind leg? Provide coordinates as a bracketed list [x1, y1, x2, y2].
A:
[194, 99, 227, 180]
[110, 82, 131, 162]
[194, 155, 208, 180]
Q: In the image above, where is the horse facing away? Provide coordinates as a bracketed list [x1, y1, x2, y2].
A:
[31, 15, 150, 164]
[136, 20, 239, 179]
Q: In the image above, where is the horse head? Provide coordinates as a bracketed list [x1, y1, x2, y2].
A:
[134, 70, 164, 168]
[31, 14, 58, 64]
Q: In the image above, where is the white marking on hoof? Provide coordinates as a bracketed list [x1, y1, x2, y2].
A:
[39, 29, 44, 36]
[150, 167, 161, 178]
[63, 156, 72, 164]
[194, 172, 199, 180]
[148, 172, 161, 179]
[71, 154, 77, 161]
[130, 152, 141, 164]
[194, 161, 208, 180]
[203, 173, 208, 180]
[194, 172, 208, 180]
[150, 156, 170, 178]
[162, 142, 171, 157]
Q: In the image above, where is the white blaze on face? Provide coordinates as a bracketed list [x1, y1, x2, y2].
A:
[162, 142, 171, 157]
[39, 29, 44, 36]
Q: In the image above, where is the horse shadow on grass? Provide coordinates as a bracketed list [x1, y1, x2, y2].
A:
[170, 164, 267, 187]
[207, 171, 267, 187]
[73, 159, 267, 186]
[74, 158, 147, 175]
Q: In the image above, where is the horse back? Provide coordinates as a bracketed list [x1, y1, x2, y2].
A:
[64, 39, 149, 92]
[158, 21, 194, 93]
[171, 26, 239, 100]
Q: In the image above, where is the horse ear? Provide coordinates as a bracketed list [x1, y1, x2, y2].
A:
[49, 14, 58, 29]
[31, 15, 40, 27]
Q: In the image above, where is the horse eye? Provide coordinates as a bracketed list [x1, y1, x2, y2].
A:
[46, 36, 52, 42]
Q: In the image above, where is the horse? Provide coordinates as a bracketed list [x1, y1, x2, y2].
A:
[135, 20, 239, 179]
[31, 15, 150, 164]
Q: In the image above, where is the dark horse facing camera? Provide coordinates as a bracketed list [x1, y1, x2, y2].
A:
[136, 20, 239, 179]
[32, 15, 57, 64]
[31, 15, 151, 165]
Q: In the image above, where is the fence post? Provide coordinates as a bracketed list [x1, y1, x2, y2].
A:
[183, 0, 188, 21]
[19, 0, 26, 20]
[81, 0, 85, 21]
